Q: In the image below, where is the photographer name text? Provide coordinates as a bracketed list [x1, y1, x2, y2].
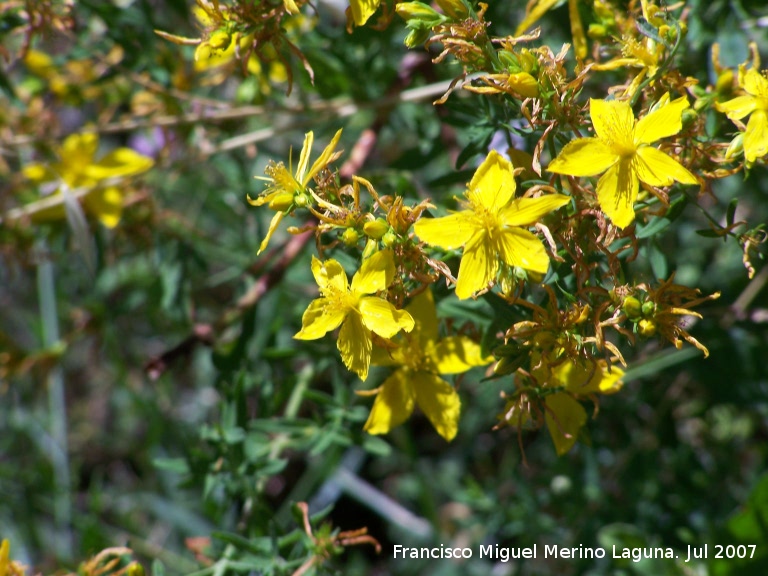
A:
[393, 543, 758, 564]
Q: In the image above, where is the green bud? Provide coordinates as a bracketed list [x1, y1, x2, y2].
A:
[382, 230, 397, 247]
[641, 301, 656, 317]
[681, 108, 698, 130]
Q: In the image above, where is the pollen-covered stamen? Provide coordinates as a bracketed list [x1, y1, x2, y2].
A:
[320, 284, 357, 318]
[265, 161, 301, 195]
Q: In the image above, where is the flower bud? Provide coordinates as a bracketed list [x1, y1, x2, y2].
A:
[508, 72, 539, 98]
[268, 192, 294, 211]
[364, 218, 390, 239]
[622, 296, 642, 320]
[637, 319, 657, 337]
[641, 300, 656, 317]
[725, 133, 744, 160]
[382, 230, 397, 247]
[342, 228, 360, 246]
[435, 0, 469, 19]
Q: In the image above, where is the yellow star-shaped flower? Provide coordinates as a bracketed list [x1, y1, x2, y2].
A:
[363, 289, 491, 440]
[548, 95, 698, 229]
[295, 249, 414, 381]
[717, 67, 768, 163]
[250, 129, 342, 254]
[414, 150, 570, 299]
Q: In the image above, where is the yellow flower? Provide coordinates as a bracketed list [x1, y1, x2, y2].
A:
[250, 129, 342, 254]
[717, 67, 768, 163]
[22, 132, 154, 228]
[349, 0, 381, 26]
[295, 250, 414, 381]
[533, 354, 624, 455]
[548, 95, 698, 229]
[414, 150, 570, 299]
[363, 289, 491, 440]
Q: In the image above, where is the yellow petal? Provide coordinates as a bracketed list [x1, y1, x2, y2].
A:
[467, 150, 516, 212]
[311, 256, 349, 293]
[455, 232, 496, 299]
[596, 159, 638, 229]
[514, 0, 560, 36]
[634, 95, 688, 145]
[283, 0, 300, 14]
[499, 194, 570, 227]
[568, 0, 587, 60]
[744, 110, 768, 162]
[305, 128, 343, 186]
[430, 336, 490, 374]
[553, 359, 624, 395]
[295, 131, 314, 185]
[635, 146, 698, 186]
[338, 313, 373, 380]
[351, 249, 395, 295]
[363, 369, 416, 434]
[741, 68, 768, 98]
[84, 186, 123, 228]
[548, 138, 617, 177]
[716, 95, 758, 120]
[294, 298, 346, 340]
[413, 371, 461, 441]
[349, 0, 382, 26]
[23, 163, 57, 183]
[359, 296, 414, 338]
[545, 392, 587, 456]
[258, 211, 285, 254]
[498, 227, 550, 274]
[86, 147, 154, 180]
[590, 98, 635, 147]
[413, 211, 475, 250]
[406, 288, 439, 344]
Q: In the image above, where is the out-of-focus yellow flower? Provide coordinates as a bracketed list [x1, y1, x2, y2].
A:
[414, 150, 570, 299]
[548, 94, 698, 229]
[717, 67, 768, 163]
[295, 250, 414, 381]
[0, 539, 27, 576]
[249, 129, 342, 254]
[363, 289, 491, 440]
[21, 132, 153, 228]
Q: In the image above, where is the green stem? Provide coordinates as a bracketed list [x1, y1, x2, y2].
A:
[37, 242, 72, 560]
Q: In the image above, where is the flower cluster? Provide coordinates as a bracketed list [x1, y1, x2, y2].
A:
[237, 0, 750, 454]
